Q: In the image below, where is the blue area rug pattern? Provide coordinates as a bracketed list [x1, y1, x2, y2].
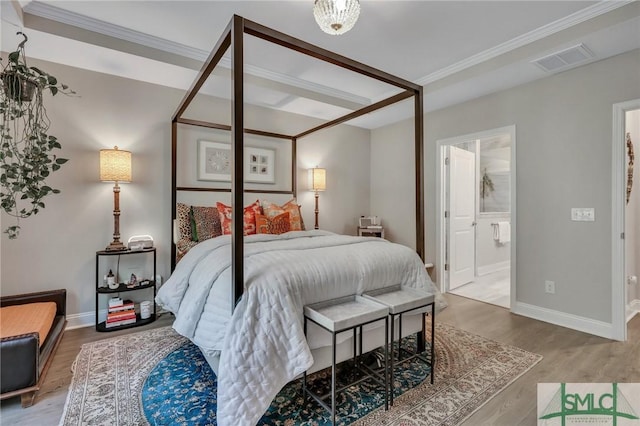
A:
[59, 324, 543, 426]
[142, 338, 432, 426]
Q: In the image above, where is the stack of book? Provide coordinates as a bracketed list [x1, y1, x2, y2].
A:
[106, 298, 136, 328]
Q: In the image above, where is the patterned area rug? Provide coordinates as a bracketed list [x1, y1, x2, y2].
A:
[59, 323, 542, 426]
[141, 335, 432, 425]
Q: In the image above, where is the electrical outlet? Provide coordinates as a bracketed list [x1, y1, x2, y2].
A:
[545, 280, 555, 294]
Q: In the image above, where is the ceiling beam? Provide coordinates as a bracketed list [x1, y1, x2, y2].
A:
[20, 4, 369, 111]
[244, 19, 421, 93]
[295, 91, 413, 139]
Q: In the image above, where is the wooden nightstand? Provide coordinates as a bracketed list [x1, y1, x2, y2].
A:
[357, 227, 385, 238]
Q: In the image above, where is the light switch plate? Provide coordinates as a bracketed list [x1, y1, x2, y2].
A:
[571, 208, 595, 221]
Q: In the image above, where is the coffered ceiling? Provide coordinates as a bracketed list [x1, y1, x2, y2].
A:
[2, 1, 639, 129]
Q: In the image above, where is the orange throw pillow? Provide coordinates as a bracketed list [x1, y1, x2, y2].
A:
[256, 212, 291, 235]
[261, 199, 305, 231]
[216, 200, 262, 235]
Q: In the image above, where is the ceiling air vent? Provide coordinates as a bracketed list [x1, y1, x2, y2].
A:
[532, 44, 594, 73]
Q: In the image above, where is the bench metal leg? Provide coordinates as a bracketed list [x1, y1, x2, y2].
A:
[384, 315, 389, 411]
[303, 312, 392, 424]
[389, 313, 395, 406]
[431, 302, 435, 384]
[398, 314, 403, 361]
[303, 317, 308, 400]
[353, 328, 357, 367]
[331, 332, 337, 425]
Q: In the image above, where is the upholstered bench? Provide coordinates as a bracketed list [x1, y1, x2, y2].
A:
[303, 295, 389, 425]
[362, 285, 435, 406]
[0, 289, 66, 407]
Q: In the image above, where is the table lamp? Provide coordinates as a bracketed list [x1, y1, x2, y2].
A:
[308, 167, 326, 229]
[100, 146, 131, 251]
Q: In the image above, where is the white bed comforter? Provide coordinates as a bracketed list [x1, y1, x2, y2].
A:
[156, 230, 442, 426]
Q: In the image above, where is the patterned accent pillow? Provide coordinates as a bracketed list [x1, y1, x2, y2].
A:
[192, 206, 223, 242]
[176, 238, 199, 263]
[298, 205, 306, 231]
[256, 212, 291, 235]
[216, 200, 263, 235]
[261, 199, 304, 231]
[176, 203, 193, 241]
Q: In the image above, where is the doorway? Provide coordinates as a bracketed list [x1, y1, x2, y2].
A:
[625, 108, 640, 324]
[612, 99, 640, 341]
[436, 126, 516, 309]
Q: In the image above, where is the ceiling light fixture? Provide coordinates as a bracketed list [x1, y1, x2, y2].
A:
[313, 0, 360, 35]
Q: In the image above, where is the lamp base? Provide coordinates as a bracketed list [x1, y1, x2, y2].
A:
[105, 241, 127, 251]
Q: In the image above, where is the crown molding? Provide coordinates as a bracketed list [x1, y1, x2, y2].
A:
[23, 1, 208, 60]
[21, 0, 632, 117]
[415, 0, 633, 86]
[22, 1, 370, 107]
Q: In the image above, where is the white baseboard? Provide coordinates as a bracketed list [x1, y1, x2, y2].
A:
[512, 301, 615, 340]
[477, 260, 510, 276]
[66, 307, 169, 330]
[66, 311, 96, 330]
[627, 299, 640, 322]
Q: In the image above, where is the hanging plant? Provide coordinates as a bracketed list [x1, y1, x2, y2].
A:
[0, 32, 75, 239]
[480, 168, 494, 199]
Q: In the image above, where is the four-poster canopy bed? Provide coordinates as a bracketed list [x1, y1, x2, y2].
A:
[157, 14, 438, 426]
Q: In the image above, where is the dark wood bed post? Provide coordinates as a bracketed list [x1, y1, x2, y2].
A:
[415, 87, 424, 262]
[170, 19, 232, 272]
[292, 137, 297, 198]
[231, 15, 245, 307]
[171, 15, 426, 314]
[171, 120, 177, 270]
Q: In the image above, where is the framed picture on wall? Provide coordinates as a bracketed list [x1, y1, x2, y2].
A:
[244, 147, 275, 183]
[197, 140, 231, 181]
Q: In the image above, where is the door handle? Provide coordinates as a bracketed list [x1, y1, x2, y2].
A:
[471, 221, 477, 226]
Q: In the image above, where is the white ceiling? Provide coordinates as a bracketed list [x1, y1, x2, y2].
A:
[2, 1, 639, 130]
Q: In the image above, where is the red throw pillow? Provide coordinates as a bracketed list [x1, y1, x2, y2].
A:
[216, 200, 262, 235]
[261, 199, 305, 231]
[256, 212, 291, 235]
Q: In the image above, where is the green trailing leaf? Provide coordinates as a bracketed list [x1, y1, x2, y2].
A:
[1, 32, 75, 237]
[5, 225, 20, 239]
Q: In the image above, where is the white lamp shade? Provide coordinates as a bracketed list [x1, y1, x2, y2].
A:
[308, 168, 326, 192]
[100, 146, 132, 182]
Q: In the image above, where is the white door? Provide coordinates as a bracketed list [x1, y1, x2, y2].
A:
[447, 145, 476, 290]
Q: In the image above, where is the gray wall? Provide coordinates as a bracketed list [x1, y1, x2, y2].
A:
[371, 49, 640, 323]
[370, 120, 416, 249]
[0, 57, 370, 319]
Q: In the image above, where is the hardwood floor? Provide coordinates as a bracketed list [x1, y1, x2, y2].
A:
[1, 297, 638, 426]
[438, 295, 640, 425]
[0, 313, 175, 425]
